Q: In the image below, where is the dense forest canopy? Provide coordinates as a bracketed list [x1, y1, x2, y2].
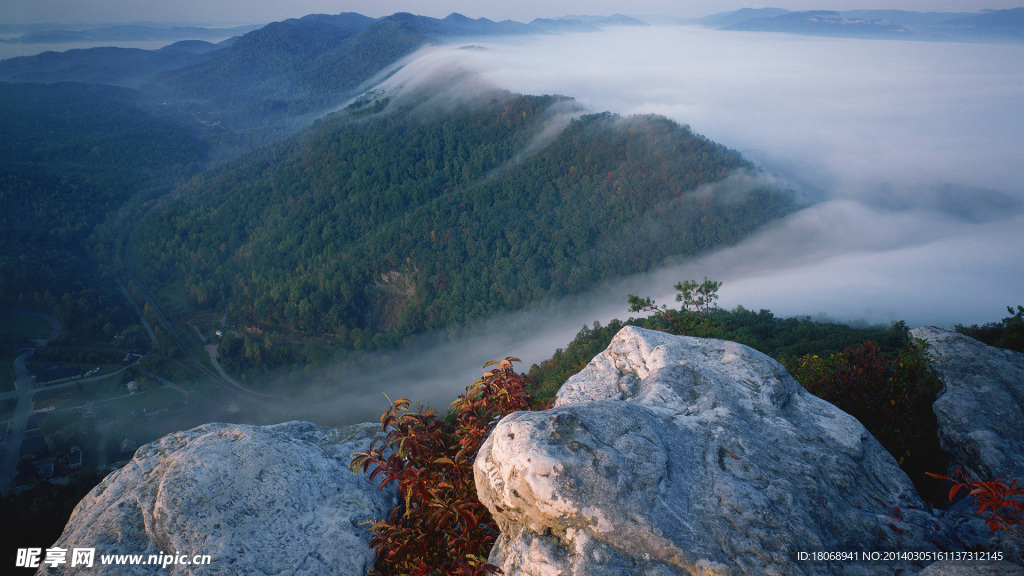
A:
[131, 90, 796, 361]
[2, 12, 796, 371]
[0, 82, 207, 331]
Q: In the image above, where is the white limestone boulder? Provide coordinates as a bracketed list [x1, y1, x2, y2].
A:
[37, 421, 395, 576]
[909, 326, 1024, 566]
[475, 326, 957, 575]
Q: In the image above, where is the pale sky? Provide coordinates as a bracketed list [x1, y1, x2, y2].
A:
[2, 0, 1021, 26]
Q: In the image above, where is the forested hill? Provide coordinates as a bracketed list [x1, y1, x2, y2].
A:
[131, 91, 796, 362]
[0, 82, 207, 326]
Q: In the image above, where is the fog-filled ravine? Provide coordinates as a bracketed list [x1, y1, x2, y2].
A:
[381, 26, 1023, 319]
[2, 22, 1022, 426]
[279, 25, 1023, 424]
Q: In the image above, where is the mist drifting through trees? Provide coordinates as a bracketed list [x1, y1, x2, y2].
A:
[279, 25, 1024, 425]
[374, 26, 1023, 326]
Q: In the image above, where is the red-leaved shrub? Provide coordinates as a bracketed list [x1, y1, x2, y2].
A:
[351, 358, 539, 576]
[927, 469, 1024, 545]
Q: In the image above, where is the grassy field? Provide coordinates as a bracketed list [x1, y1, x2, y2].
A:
[153, 280, 190, 317]
[0, 310, 53, 341]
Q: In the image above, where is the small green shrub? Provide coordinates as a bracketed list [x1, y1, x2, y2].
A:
[785, 341, 941, 449]
[956, 305, 1024, 353]
[627, 277, 725, 338]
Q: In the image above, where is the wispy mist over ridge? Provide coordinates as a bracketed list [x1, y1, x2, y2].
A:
[371, 26, 1023, 328]
[268, 24, 1024, 426]
[27, 23, 1008, 428]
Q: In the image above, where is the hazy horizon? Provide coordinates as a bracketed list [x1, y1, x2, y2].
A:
[3, 1, 1022, 27]
[3, 4, 1022, 60]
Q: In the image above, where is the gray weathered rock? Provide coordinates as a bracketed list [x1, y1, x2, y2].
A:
[910, 326, 1024, 566]
[38, 421, 394, 576]
[909, 326, 1024, 482]
[475, 326, 956, 576]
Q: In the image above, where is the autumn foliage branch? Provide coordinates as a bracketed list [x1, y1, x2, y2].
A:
[926, 469, 1024, 546]
[350, 358, 540, 576]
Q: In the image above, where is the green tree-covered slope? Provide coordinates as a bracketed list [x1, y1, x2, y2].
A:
[0, 82, 207, 331]
[131, 91, 796, 360]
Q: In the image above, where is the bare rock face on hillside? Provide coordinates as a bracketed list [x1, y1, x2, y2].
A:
[38, 421, 395, 576]
[474, 326, 958, 576]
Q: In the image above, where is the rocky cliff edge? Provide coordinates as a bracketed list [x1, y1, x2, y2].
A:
[39, 326, 1024, 575]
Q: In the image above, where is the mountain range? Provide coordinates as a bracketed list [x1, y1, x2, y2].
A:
[0, 10, 792, 372]
[0, 12, 646, 144]
[0, 23, 262, 44]
[700, 7, 1024, 42]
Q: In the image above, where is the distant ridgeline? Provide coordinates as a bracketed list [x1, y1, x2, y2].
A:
[130, 92, 796, 359]
[701, 7, 1024, 42]
[0, 12, 648, 142]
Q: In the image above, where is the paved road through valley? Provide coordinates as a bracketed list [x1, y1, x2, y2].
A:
[0, 311, 61, 495]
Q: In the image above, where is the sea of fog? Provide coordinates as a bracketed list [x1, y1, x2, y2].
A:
[8, 25, 1022, 424]
[288, 25, 1024, 425]
[368, 26, 1024, 329]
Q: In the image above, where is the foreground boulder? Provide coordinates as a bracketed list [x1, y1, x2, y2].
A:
[909, 326, 1024, 482]
[910, 326, 1024, 565]
[39, 421, 394, 576]
[475, 326, 956, 575]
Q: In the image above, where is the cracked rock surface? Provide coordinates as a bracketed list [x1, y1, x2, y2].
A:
[475, 326, 958, 575]
[910, 326, 1024, 483]
[910, 326, 1024, 565]
[38, 421, 394, 576]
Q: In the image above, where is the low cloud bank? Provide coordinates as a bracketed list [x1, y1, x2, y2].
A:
[265, 26, 1024, 426]
[396, 26, 1024, 327]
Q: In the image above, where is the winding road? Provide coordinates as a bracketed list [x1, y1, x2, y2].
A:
[0, 311, 61, 495]
[119, 255, 276, 401]
[0, 257, 280, 493]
